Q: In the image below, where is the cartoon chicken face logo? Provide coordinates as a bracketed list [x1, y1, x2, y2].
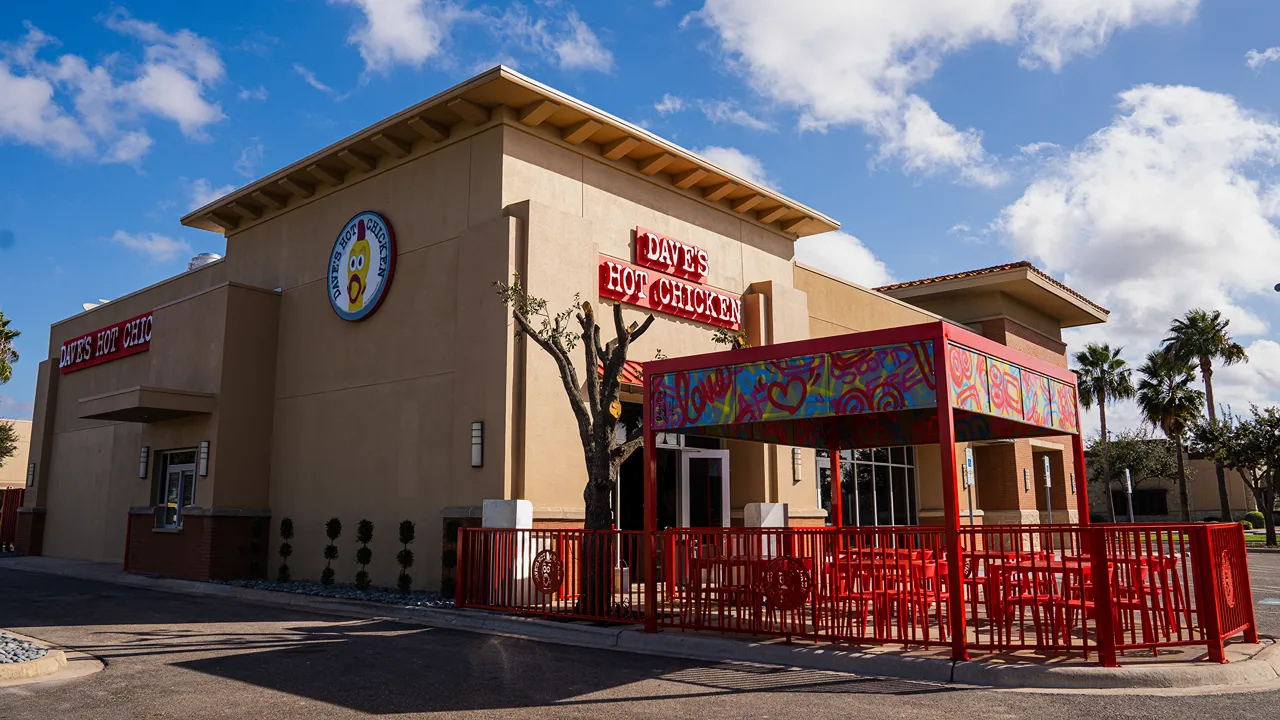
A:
[346, 219, 371, 312]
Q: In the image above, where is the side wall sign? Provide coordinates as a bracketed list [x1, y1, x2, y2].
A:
[328, 211, 396, 322]
[59, 312, 153, 374]
[599, 227, 741, 331]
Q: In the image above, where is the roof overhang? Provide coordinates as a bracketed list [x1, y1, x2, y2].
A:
[78, 386, 216, 423]
[181, 66, 838, 239]
[877, 264, 1108, 328]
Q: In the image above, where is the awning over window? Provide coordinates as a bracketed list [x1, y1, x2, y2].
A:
[598, 359, 644, 388]
[78, 386, 216, 423]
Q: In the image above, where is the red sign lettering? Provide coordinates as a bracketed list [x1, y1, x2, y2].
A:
[59, 313, 153, 374]
[599, 256, 741, 331]
[634, 227, 708, 283]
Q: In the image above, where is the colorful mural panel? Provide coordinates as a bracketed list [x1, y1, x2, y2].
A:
[1050, 380, 1080, 433]
[829, 341, 936, 415]
[986, 358, 1024, 422]
[1021, 372, 1052, 427]
[947, 345, 989, 414]
[735, 355, 830, 423]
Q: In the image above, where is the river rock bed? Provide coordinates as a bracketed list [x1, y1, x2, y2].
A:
[213, 579, 454, 608]
[0, 634, 48, 664]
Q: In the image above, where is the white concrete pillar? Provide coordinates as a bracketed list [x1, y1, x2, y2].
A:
[746, 502, 789, 558]
[482, 499, 532, 528]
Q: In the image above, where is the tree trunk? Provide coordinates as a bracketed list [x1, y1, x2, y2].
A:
[579, 449, 616, 617]
[1174, 435, 1191, 523]
[1200, 360, 1233, 521]
[1099, 398, 1118, 522]
[1268, 469, 1279, 548]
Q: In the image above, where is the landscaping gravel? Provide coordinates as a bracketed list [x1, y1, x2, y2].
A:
[0, 633, 48, 664]
[213, 579, 454, 608]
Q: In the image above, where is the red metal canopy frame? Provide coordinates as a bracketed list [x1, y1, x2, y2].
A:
[640, 321, 1092, 658]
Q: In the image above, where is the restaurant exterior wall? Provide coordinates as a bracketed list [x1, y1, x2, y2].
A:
[0, 420, 31, 489]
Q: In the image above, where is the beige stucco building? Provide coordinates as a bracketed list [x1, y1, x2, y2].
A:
[0, 419, 31, 489]
[17, 68, 1110, 592]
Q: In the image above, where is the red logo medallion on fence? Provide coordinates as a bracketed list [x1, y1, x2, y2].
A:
[762, 556, 811, 612]
[1220, 550, 1236, 609]
[531, 548, 564, 594]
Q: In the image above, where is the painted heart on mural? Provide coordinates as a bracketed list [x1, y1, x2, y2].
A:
[767, 377, 808, 414]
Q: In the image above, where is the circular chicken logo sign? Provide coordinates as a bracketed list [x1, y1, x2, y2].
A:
[328, 211, 396, 321]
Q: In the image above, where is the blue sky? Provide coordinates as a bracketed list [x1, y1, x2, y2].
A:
[2, 0, 1279, 434]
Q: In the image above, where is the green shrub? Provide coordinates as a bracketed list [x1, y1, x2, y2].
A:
[277, 518, 294, 582]
[321, 517, 342, 586]
[354, 519, 374, 589]
[1244, 511, 1265, 528]
[1242, 520, 1254, 530]
[397, 520, 416, 594]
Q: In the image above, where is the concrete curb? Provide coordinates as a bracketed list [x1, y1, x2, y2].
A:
[3, 557, 1275, 693]
[0, 649, 66, 682]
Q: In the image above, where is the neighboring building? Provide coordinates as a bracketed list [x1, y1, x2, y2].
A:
[16, 67, 1108, 590]
[0, 419, 32, 489]
[1087, 453, 1257, 522]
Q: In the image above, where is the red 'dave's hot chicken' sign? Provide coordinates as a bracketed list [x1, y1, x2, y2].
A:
[59, 312, 153, 374]
[598, 228, 741, 330]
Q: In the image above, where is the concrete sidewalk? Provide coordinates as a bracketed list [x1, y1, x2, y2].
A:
[3, 555, 1277, 694]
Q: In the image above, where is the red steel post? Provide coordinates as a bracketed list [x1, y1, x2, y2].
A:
[1071, 431, 1091, 525]
[933, 330, 968, 661]
[828, 427, 843, 529]
[643, 381, 659, 633]
[1195, 525, 1227, 663]
[1089, 525, 1119, 667]
[456, 528, 469, 609]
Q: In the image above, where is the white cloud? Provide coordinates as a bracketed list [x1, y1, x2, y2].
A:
[0, 394, 34, 420]
[1246, 46, 1280, 71]
[493, 5, 614, 73]
[795, 231, 894, 288]
[0, 13, 225, 163]
[697, 0, 1197, 184]
[330, 0, 470, 74]
[697, 99, 774, 132]
[996, 84, 1280, 429]
[237, 85, 268, 101]
[694, 145, 774, 186]
[234, 140, 264, 178]
[186, 178, 235, 211]
[111, 230, 192, 264]
[655, 93, 686, 115]
[293, 64, 347, 101]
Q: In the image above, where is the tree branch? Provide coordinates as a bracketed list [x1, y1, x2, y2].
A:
[513, 308, 592, 443]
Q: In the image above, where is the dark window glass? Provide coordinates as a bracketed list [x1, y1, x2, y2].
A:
[890, 447, 906, 465]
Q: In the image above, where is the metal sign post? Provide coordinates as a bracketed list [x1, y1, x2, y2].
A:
[964, 447, 976, 525]
[1043, 455, 1053, 526]
[1124, 468, 1135, 523]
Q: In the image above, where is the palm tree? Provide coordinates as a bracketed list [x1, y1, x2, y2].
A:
[1164, 309, 1248, 519]
[1136, 350, 1204, 522]
[1073, 343, 1134, 522]
[0, 311, 18, 384]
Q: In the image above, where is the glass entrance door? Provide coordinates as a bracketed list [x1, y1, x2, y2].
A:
[158, 451, 197, 528]
[680, 450, 730, 528]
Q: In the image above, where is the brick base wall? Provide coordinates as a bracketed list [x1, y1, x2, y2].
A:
[15, 510, 45, 556]
[127, 512, 270, 581]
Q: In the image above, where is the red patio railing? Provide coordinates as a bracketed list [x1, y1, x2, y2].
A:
[456, 522, 1256, 666]
[0, 487, 23, 552]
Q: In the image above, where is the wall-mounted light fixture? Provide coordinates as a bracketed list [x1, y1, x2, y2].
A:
[791, 448, 803, 482]
[1023, 467, 1031, 492]
[26, 462, 36, 487]
[138, 446, 150, 479]
[1070, 472, 1076, 494]
[198, 440, 210, 477]
[470, 421, 484, 468]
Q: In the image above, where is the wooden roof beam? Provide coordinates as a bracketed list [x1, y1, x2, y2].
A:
[732, 194, 764, 213]
[370, 133, 412, 159]
[562, 119, 602, 145]
[338, 149, 377, 173]
[673, 168, 708, 189]
[637, 153, 674, 175]
[230, 201, 262, 221]
[782, 217, 812, 234]
[205, 212, 239, 232]
[447, 97, 490, 124]
[251, 190, 288, 211]
[278, 177, 314, 198]
[703, 182, 736, 202]
[602, 136, 641, 161]
[308, 164, 345, 187]
[407, 116, 449, 142]
[518, 100, 559, 127]
[757, 206, 788, 224]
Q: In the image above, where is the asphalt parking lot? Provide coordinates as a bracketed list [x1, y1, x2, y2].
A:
[1, 556, 1279, 719]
